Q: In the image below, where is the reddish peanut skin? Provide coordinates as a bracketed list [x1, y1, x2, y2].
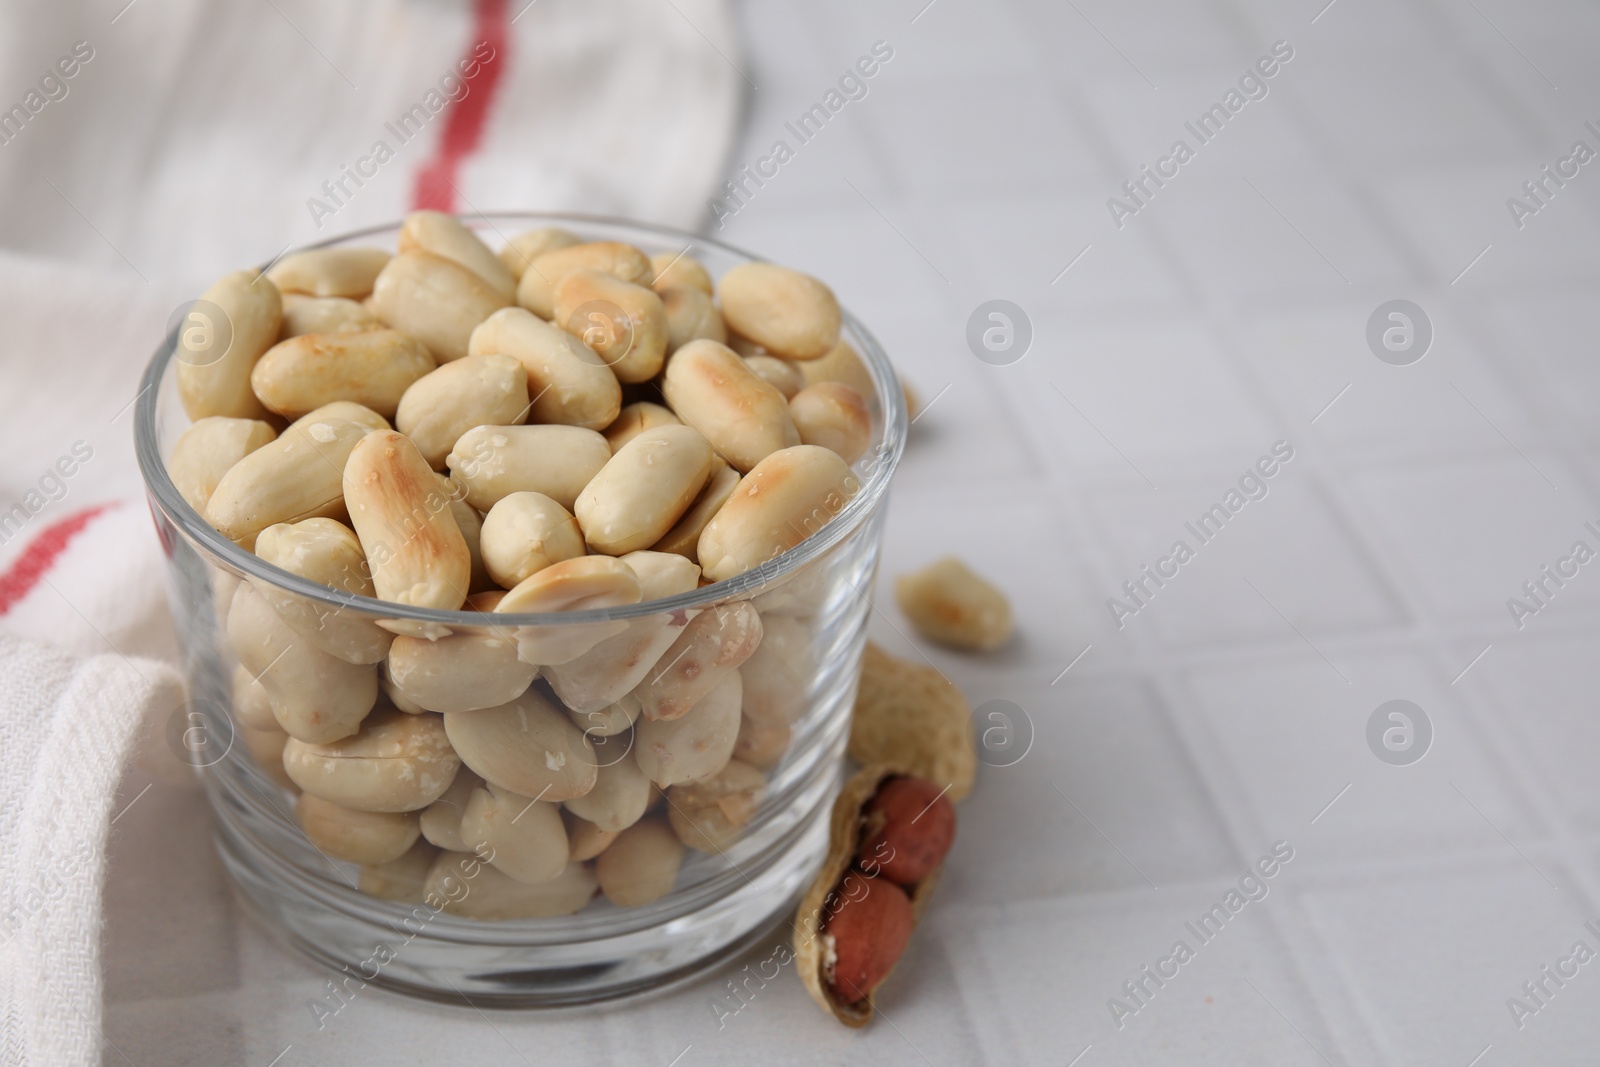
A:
[823, 874, 914, 1004]
[855, 778, 956, 887]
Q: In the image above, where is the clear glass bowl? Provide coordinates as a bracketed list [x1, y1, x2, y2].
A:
[133, 214, 907, 1007]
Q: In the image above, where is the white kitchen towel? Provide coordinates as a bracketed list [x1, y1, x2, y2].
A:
[0, 637, 184, 1067]
[0, 1, 742, 1063]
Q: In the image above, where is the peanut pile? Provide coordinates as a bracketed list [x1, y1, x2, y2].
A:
[169, 212, 891, 917]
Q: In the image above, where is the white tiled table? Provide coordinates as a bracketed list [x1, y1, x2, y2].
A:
[104, 1, 1600, 1062]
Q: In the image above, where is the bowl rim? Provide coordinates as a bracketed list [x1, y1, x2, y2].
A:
[134, 211, 908, 625]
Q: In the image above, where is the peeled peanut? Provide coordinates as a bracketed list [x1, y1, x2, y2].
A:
[253, 518, 392, 665]
[596, 815, 683, 907]
[398, 210, 516, 299]
[653, 465, 740, 563]
[635, 669, 743, 786]
[650, 252, 713, 296]
[385, 622, 536, 713]
[552, 269, 669, 384]
[894, 557, 1013, 652]
[370, 250, 511, 363]
[493, 555, 642, 666]
[564, 748, 651, 832]
[436, 474, 490, 592]
[697, 445, 860, 582]
[734, 709, 790, 769]
[789, 383, 871, 465]
[230, 662, 278, 731]
[499, 226, 581, 281]
[633, 602, 762, 722]
[227, 582, 377, 743]
[168, 416, 276, 514]
[603, 402, 679, 454]
[575, 425, 714, 556]
[447, 424, 610, 512]
[741, 613, 813, 724]
[205, 414, 372, 550]
[469, 307, 621, 430]
[419, 767, 485, 851]
[343, 430, 471, 615]
[460, 786, 569, 884]
[359, 839, 438, 902]
[800, 339, 872, 394]
[282, 708, 460, 813]
[268, 248, 391, 298]
[745, 355, 804, 399]
[425, 852, 596, 919]
[565, 693, 642, 739]
[618, 550, 703, 600]
[517, 241, 653, 318]
[395, 353, 529, 469]
[443, 690, 598, 800]
[294, 401, 391, 432]
[662, 286, 727, 352]
[719, 262, 841, 361]
[279, 294, 381, 338]
[176, 269, 282, 420]
[666, 760, 765, 851]
[296, 793, 420, 865]
[661, 339, 799, 472]
[479, 492, 585, 589]
[564, 811, 619, 861]
[239, 723, 295, 790]
[251, 330, 435, 420]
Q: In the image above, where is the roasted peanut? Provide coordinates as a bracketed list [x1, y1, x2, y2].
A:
[661, 339, 799, 472]
[294, 401, 391, 432]
[343, 430, 472, 618]
[564, 693, 642, 739]
[419, 767, 486, 851]
[442, 689, 598, 800]
[517, 241, 653, 319]
[740, 613, 812, 725]
[649, 252, 713, 296]
[696, 445, 859, 582]
[633, 601, 761, 722]
[460, 785, 569, 884]
[575, 425, 714, 556]
[552, 268, 669, 384]
[296, 792, 421, 865]
[563, 747, 651, 832]
[370, 250, 511, 363]
[227, 582, 377, 743]
[603, 401, 679, 453]
[385, 622, 536, 713]
[661, 286, 727, 352]
[279, 294, 381, 338]
[282, 708, 460, 812]
[394, 352, 529, 469]
[652, 464, 740, 563]
[789, 382, 871, 465]
[856, 777, 956, 886]
[176, 270, 282, 420]
[359, 839, 438, 902]
[596, 815, 683, 907]
[719, 262, 841, 361]
[563, 810, 619, 861]
[425, 851, 596, 919]
[635, 669, 743, 786]
[469, 307, 621, 430]
[498, 226, 581, 282]
[446, 424, 610, 512]
[734, 712, 790, 770]
[398, 210, 516, 299]
[253, 517, 392, 665]
[666, 760, 764, 851]
[206, 414, 373, 550]
[894, 557, 1012, 652]
[251, 330, 435, 420]
[436, 474, 491, 592]
[231, 662, 279, 732]
[168, 416, 276, 514]
[479, 491, 585, 589]
[267, 248, 391, 299]
[744, 355, 804, 399]
[493, 555, 642, 665]
[239, 722, 295, 790]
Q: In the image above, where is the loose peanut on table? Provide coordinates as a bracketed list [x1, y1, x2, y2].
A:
[169, 214, 925, 922]
[893, 556, 1013, 652]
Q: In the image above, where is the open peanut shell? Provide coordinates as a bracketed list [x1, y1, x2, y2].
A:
[792, 763, 944, 1027]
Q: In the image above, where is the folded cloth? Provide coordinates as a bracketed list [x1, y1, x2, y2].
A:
[0, 637, 184, 1067]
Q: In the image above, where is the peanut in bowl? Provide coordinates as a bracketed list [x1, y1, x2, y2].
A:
[134, 213, 906, 1007]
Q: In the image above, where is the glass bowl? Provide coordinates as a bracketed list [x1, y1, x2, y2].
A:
[133, 213, 907, 1007]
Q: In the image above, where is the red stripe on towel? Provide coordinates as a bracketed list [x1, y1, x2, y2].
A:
[411, 0, 512, 212]
[0, 502, 120, 616]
